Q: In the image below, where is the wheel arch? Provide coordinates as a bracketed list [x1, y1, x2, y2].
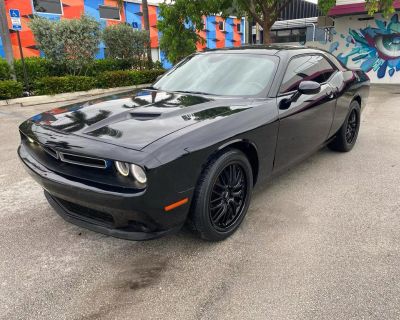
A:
[352, 94, 362, 107]
[215, 139, 260, 186]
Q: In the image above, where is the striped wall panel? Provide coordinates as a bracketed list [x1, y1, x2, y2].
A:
[1, 0, 245, 68]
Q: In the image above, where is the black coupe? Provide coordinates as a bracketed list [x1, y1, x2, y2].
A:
[18, 46, 370, 241]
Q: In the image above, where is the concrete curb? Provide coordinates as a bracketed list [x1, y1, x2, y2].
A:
[0, 84, 150, 107]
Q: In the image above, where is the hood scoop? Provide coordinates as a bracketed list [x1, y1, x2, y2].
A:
[130, 112, 161, 121]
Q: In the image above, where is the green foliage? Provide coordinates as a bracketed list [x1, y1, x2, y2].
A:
[29, 15, 101, 75]
[32, 70, 164, 95]
[365, 0, 395, 16]
[0, 80, 23, 100]
[96, 70, 133, 88]
[13, 57, 60, 90]
[318, 0, 395, 16]
[0, 59, 12, 81]
[158, 0, 295, 54]
[318, 0, 336, 15]
[158, 0, 232, 64]
[103, 24, 149, 60]
[34, 76, 97, 95]
[96, 69, 165, 88]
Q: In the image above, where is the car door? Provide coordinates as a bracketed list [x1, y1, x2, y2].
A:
[273, 54, 337, 172]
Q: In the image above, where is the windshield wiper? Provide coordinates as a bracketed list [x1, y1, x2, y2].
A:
[173, 90, 212, 96]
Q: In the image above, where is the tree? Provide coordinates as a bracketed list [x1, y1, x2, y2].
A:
[103, 24, 149, 60]
[142, 0, 153, 64]
[116, 0, 152, 63]
[318, 0, 395, 16]
[29, 15, 101, 75]
[235, 0, 294, 44]
[158, 0, 231, 64]
[158, 0, 295, 64]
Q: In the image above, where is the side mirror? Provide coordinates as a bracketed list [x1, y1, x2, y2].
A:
[298, 81, 321, 95]
[279, 81, 321, 110]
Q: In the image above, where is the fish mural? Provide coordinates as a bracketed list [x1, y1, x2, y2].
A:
[337, 14, 400, 79]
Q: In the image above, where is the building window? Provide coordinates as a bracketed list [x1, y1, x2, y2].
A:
[237, 22, 241, 33]
[99, 5, 120, 20]
[33, 0, 63, 15]
[218, 21, 225, 31]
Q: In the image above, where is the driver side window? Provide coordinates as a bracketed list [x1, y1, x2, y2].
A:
[279, 55, 335, 94]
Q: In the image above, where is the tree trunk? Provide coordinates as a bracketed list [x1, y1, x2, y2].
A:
[0, 0, 16, 79]
[262, 21, 273, 44]
[142, 0, 152, 65]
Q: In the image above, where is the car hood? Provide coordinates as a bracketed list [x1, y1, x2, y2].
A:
[25, 89, 253, 151]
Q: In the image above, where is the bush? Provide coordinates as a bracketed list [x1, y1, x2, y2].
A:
[96, 69, 165, 88]
[103, 24, 149, 60]
[0, 80, 23, 100]
[13, 57, 58, 90]
[96, 70, 133, 88]
[0, 59, 12, 81]
[84, 58, 134, 76]
[29, 15, 101, 75]
[31, 69, 164, 95]
[34, 76, 97, 95]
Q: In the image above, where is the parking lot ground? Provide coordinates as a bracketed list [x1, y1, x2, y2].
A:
[0, 85, 399, 320]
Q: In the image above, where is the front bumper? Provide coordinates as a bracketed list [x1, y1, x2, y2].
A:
[18, 144, 191, 240]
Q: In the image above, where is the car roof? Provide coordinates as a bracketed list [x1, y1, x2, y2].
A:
[203, 44, 328, 58]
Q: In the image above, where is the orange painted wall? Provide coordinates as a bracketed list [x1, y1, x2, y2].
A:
[62, 0, 85, 19]
[5, 0, 37, 58]
[233, 18, 242, 47]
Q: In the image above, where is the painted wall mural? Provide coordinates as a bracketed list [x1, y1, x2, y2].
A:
[314, 13, 400, 82]
[337, 14, 400, 79]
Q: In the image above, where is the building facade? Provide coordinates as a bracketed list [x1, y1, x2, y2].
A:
[250, 0, 321, 44]
[0, 0, 245, 68]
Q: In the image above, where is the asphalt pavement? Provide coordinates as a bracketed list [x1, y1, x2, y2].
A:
[0, 86, 399, 320]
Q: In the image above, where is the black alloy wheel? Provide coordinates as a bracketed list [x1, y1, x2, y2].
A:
[190, 149, 253, 241]
[210, 163, 247, 232]
[328, 100, 361, 152]
[345, 109, 358, 144]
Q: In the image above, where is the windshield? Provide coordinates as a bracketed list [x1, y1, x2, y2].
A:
[153, 53, 278, 97]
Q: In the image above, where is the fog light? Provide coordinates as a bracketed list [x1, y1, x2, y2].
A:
[131, 164, 147, 184]
[115, 161, 130, 176]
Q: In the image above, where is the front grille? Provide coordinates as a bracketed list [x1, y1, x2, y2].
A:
[55, 197, 114, 225]
[59, 152, 107, 169]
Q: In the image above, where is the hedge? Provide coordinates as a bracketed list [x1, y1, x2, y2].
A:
[14, 57, 54, 88]
[13, 57, 161, 81]
[0, 58, 12, 81]
[34, 76, 97, 95]
[0, 80, 23, 100]
[96, 69, 165, 88]
[33, 69, 164, 95]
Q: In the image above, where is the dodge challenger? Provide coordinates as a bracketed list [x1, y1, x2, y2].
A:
[18, 46, 370, 241]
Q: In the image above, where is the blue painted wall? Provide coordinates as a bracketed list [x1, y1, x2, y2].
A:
[84, 0, 106, 59]
[0, 36, 4, 59]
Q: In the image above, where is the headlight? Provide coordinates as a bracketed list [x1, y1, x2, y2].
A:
[27, 136, 35, 144]
[115, 161, 130, 177]
[115, 161, 147, 184]
[131, 164, 147, 184]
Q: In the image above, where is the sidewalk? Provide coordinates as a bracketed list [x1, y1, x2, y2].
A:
[0, 84, 150, 108]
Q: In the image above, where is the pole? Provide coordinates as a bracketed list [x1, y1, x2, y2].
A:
[16, 30, 29, 94]
[0, 0, 16, 79]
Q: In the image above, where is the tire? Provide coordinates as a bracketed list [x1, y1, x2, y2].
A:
[190, 149, 253, 241]
[328, 100, 361, 152]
